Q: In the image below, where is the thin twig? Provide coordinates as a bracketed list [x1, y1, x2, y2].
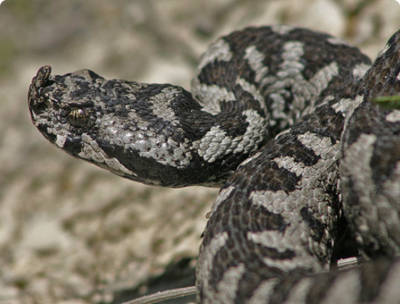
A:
[120, 286, 197, 304]
[337, 256, 365, 270]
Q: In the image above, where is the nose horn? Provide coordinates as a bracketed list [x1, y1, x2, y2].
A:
[28, 65, 52, 108]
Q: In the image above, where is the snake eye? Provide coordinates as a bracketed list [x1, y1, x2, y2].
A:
[67, 108, 92, 128]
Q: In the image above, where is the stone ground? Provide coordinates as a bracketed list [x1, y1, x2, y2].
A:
[0, 0, 399, 303]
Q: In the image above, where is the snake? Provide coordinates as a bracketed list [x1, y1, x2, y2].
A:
[28, 25, 400, 303]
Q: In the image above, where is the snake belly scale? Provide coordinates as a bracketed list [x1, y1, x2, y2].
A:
[28, 25, 400, 303]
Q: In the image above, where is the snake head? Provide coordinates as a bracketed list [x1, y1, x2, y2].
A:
[29, 65, 188, 186]
[28, 66, 101, 145]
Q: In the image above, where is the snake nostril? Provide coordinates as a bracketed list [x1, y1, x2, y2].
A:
[42, 79, 55, 88]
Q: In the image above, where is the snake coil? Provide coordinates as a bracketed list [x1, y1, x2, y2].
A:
[29, 25, 400, 303]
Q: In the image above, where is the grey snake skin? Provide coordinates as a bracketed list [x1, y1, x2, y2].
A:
[28, 25, 400, 303]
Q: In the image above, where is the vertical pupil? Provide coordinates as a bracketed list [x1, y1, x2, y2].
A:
[68, 109, 89, 127]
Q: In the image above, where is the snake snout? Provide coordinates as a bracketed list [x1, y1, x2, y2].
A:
[28, 65, 54, 111]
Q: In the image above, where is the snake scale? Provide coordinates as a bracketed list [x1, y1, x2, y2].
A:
[28, 25, 400, 303]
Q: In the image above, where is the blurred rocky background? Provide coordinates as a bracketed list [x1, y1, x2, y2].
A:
[0, 0, 399, 303]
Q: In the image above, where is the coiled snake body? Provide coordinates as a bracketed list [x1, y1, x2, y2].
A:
[28, 25, 400, 303]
